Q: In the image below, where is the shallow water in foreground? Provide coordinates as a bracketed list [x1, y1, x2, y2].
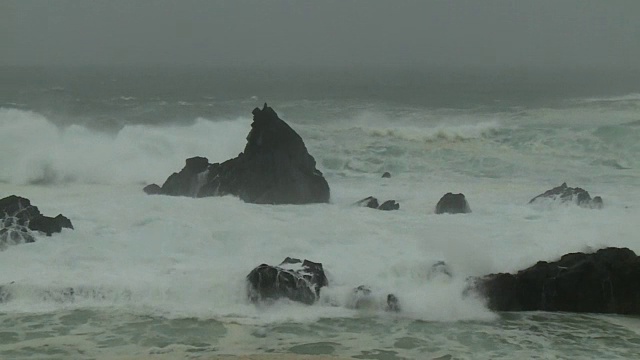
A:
[2, 310, 640, 359]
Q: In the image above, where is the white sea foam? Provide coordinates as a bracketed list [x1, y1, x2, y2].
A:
[364, 121, 500, 142]
[0, 108, 248, 186]
[0, 170, 638, 323]
[340, 109, 502, 142]
[578, 92, 640, 103]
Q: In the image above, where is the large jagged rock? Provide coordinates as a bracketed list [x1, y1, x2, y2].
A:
[145, 104, 330, 204]
[470, 247, 640, 314]
[529, 182, 603, 209]
[435, 193, 471, 214]
[246, 257, 328, 305]
[0, 195, 74, 250]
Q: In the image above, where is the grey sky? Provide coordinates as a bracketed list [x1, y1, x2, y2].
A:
[3, 0, 640, 69]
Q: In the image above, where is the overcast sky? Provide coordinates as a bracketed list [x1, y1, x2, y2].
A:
[3, 0, 640, 69]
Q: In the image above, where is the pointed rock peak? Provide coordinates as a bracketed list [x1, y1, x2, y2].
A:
[252, 103, 279, 123]
[146, 104, 330, 204]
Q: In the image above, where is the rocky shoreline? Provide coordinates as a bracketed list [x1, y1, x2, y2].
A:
[2, 104, 631, 316]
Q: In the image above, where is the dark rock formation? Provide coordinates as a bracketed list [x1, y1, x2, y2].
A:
[0, 196, 73, 249]
[378, 200, 400, 211]
[529, 182, 603, 209]
[246, 257, 328, 305]
[145, 104, 330, 204]
[0, 195, 40, 221]
[435, 193, 471, 214]
[471, 247, 640, 314]
[386, 294, 400, 312]
[355, 196, 379, 209]
[28, 214, 73, 236]
[143, 184, 162, 195]
[382, 172, 392, 178]
[158, 156, 210, 197]
[355, 196, 400, 211]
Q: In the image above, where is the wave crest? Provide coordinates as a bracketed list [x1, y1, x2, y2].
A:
[0, 108, 247, 185]
[365, 121, 501, 143]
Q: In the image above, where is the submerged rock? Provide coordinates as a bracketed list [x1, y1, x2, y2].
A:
[347, 285, 400, 312]
[0, 195, 74, 249]
[145, 104, 330, 204]
[355, 196, 379, 209]
[428, 261, 453, 280]
[435, 193, 471, 214]
[470, 247, 640, 314]
[348, 285, 401, 312]
[246, 257, 328, 305]
[382, 172, 392, 178]
[355, 196, 400, 211]
[0, 284, 11, 303]
[529, 182, 603, 209]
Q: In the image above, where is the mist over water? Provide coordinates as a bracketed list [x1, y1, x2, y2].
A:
[1, 66, 640, 358]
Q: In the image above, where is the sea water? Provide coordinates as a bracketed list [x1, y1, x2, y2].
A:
[1, 66, 640, 359]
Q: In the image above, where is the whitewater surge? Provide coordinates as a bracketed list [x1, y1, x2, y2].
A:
[0, 108, 250, 185]
[1, 108, 638, 321]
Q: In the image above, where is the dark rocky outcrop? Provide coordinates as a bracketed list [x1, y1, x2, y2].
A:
[157, 156, 210, 197]
[378, 200, 400, 211]
[28, 214, 73, 236]
[145, 104, 330, 204]
[470, 247, 640, 314]
[435, 193, 471, 214]
[356, 196, 379, 209]
[246, 257, 328, 305]
[0, 196, 74, 249]
[529, 182, 603, 209]
[355, 196, 400, 211]
[142, 184, 162, 195]
[382, 172, 392, 178]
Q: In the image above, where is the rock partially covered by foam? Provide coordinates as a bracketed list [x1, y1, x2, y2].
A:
[246, 257, 328, 305]
[144, 104, 330, 204]
[469, 247, 640, 314]
[529, 182, 603, 209]
[354, 196, 400, 211]
[0, 195, 74, 250]
[0, 216, 36, 250]
[435, 193, 471, 214]
[155, 156, 210, 197]
[348, 285, 400, 312]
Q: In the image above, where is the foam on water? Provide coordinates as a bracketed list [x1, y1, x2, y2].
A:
[0, 108, 248, 186]
[577, 92, 640, 104]
[0, 173, 638, 320]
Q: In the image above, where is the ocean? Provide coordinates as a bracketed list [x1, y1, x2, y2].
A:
[1, 66, 640, 359]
